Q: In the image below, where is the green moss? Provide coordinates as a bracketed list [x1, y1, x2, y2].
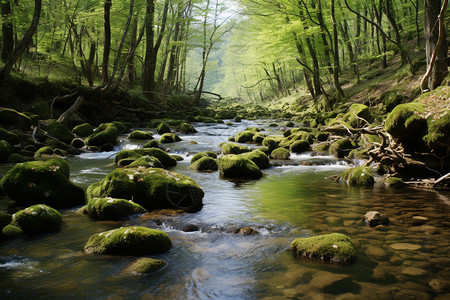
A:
[72, 123, 94, 137]
[0, 108, 32, 130]
[340, 166, 374, 186]
[234, 116, 242, 122]
[348, 148, 369, 159]
[46, 121, 74, 144]
[291, 233, 357, 264]
[252, 133, 267, 144]
[159, 133, 181, 143]
[0, 158, 85, 208]
[143, 140, 160, 149]
[218, 155, 262, 179]
[156, 122, 171, 134]
[245, 127, 261, 132]
[221, 143, 251, 155]
[290, 140, 311, 154]
[0, 140, 13, 162]
[240, 150, 270, 169]
[271, 148, 290, 160]
[257, 146, 271, 155]
[316, 131, 330, 142]
[34, 146, 54, 158]
[86, 168, 204, 211]
[279, 131, 314, 149]
[262, 137, 281, 152]
[128, 131, 154, 140]
[234, 130, 257, 143]
[0, 213, 12, 228]
[129, 257, 167, 274]
[329, 138, 357, 158]
[2, 225, 23, 239]
[343, 104, 372, 128]
[85, 123, 118, 148]
[171, 155, 184, 161]
[381, 90, 405, 112]
[127, 155, 163, 168]
[8, 153, 26, 163]
[86, 197, 146, 220]
[313, 143, 330, 152]
[113, 121, 130, 133]
[84, 226, 172, 255]
[179, 123, 197, 134]
[385, 176, 406, 188]
[189, 157, 218, 171]
[190, 151, 217, 163]
[53, 148, 67, 157]
[11, 204, 62, 235]
[71, 138, 85, 148]
[0, 128, 20, 145]
[114, 148, 176, 168]
[424, 111, 450, 154]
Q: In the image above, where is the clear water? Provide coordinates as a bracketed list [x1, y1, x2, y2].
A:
[0, 120, 449, 299]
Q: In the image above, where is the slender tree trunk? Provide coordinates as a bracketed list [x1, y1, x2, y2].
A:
[1, 0, 14, 62]
[143, 0, 155, 93]
[127, 18, 138, 86]
[331, 0, 345, 99]
[102, 0, 112, 85]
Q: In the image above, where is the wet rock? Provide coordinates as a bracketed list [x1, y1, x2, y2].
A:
[364, 211, 389, 227]
[235, 227, 259, 236]
[159, 133, 181, 143]
[127, 155, 164, 168]
[84, 226, 172, 256]
[10, 204, 62, 235]
[128, 131, 154, 140]
[0, 158, 85, 208]
[291, 233, 357, 264]
[179, 123, 197, 134]
[2, 224, 24, 239]
[87, 168, 204, 211]
[429, 278, 450, 293]
[389, 243, 422, 251]
[114, 148, 176, 168]
[85, 123, 118, 149]
[411, 216, 428, 225]
[325, 216, 341, 225]
[221, 143, 251, 155]
[190, 151, 217, 164]
[372, 263, 398, 281]
[340, 166, 374, 186]
[218, 155, 262, 179]
[385, 177, 407, 188]
[183, 224, 200, 232]
[72, 123, 94, 137]
[365, 245, 389, 260]
[86, 197, 146, 220]
[271, 148, 290, 160]
[408, 225, 440, 235]
[189, 157, 218, 171]
[402, 267, 428, 276]
[240, 150, 271, 169]
[125, 257, 167, 275]
[309, 271, 351, 290]
[156, 122, 171, 134]
[376, 286, 432, 300]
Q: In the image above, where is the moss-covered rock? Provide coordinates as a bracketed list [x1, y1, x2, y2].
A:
[340, 166, 374, 186]
[234, 130, 257, 143]
[143, 140, 160, 149]
[45, 138, 69, 150]
[424, 111, 450, 155]
[0, 140, 13, 162]
[0, 108, 32, 130]
[34, 146, 54, 158]
[313, 143, 330, 152]
[344, 104, 372, 128]
[291, 233, 357, 264]
[72, 123, 94, 137]
[159, 133, 181, 143]
[128, 131, 154, 140]
[46, 121, 74, 144]
[2, 225, 23, 239]
[271, 148, 290, 160]
[85, 123, 118, 148]
[71, 138, 85, 148]
[0, 128, 20, 145]
[190, 151, 217, 164]
[189, 157, 218, 171]
[316, 131, 330, 142]
[279, 131, 314, 149]
[381, 90, 406, 112]
[262, 137, 280, 152]
[127, 155, 163, 168]
[156, 122, 171, 134]
[86, 168, 204, 211]
[171, 155, 184, 161]
[114, 148, 176, 168]
[179, 123, 197, 134]
[218, 155, 262, 179]
[0, 158, 85, 208]
[348, 148, 369, 160]
[240, 150, 270, 169]
[8, 153, 26, 163]
[221, 143, 251, 155]
[127, 257, 167, 274]
[252, 133, 267, 144]
[290, 140, 311, 154]
[385, 177, 406, 188]
[84, 226, 172, 256]
[113, 121, 130, 133]
[329, 138, 357, 158]
[10, 204, 62, 235]
[53, 148, 67, 157]
[86, 197, 146, 220]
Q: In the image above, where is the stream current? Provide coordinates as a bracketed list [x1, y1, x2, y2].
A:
[0, 120, 449, 299]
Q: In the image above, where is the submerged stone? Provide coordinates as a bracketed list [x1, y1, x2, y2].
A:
[291, 233, 357, 264]
[84, 226, 172, 256]
[10, 204, 62, 235]
[364, 211, 390, 227]
[126, 257, 167, 275]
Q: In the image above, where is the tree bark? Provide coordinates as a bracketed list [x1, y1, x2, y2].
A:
[102, 0, 112, 85]
[1, 0, 14, 62]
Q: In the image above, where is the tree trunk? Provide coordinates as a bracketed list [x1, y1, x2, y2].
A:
[424, 0, 448, 89]
[0, 0, 42, 85]
[1, 0, 14, 62]
[102, 0, 112, 85]
[331, 0, 345, 99]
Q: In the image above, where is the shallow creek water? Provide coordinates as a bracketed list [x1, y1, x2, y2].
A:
[0, 120, 449, 299]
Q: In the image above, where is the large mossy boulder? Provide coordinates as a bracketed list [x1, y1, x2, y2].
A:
[86, 197, 146, 220]
[290, 140, 311, 154]
[143, 140, 160, 149]
[85, 123, 118, 148]
[262, 137, 281, 152]
[86, 168, 204, 211]
[339, 166, 374, 186]
[424, 110, 450, 156]
[10, 204, 62, 235]
[114, 148, 176, 168]
[279, 131, 314, 149]
[34, 146, 54, 158]
[329, 138, 357, 158]
[72, 123, 94, 137]
[0, 140, 13, 162]
[46, 121, 74, 144]
[189, 157, 218, 171]
[127, 155, 163, 168]
[240, 150, 270, 169]
[221, 143, 251, 155]
[84, 226, 172, 255]
[0, 108, 32, 130]
[344, 104, 372, 128]
[252, 133, 267, 144]
[159, 133, 181, 143]
[156, 122, 171, 134]
[0, 158, 85, 208]
[271, 147, 290, 160]
[218, 155, 262, 179]
[0, 128, 20, 145]
[179, 123, 197, 134]
[291, 233, 357, 264]
[128, 131, 154, 140]
[190, 151, 217, 164]
[234, 130, 257, 143]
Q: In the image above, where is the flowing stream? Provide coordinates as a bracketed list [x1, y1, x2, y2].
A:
[0, 120, 449, 299]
